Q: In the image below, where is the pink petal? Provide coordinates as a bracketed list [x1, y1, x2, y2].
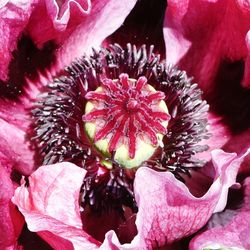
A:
[45, 0, 91, 30]
[57, 0, 137, 69]
[0, 165, 24, 249]
[0, 71, 54, 176]
[0, 99, 30, 131]
[12, 162, 100, 250]
[26, 0, 91, 47]
[130, 149, 249, 248]
[190, 215, 249, 250]
[0, 118, 34, 175]
[164, 0, 250, 92]
[26, 0, 137, 71]
[0, 1, 35, 81]
[211, 149, 250, 213]
[0, 76, 46, 175]
[242, 30, 250, 87]
[12, 151, 249, 249]
[190, 177, 250, 250]
[97, 149, 250, 249]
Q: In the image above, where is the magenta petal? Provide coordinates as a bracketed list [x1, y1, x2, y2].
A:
[0, 166, 24, 249]
[56, 0, 137, 69]
[190, 215, 250, 250]
[0, 0, 36, 81]
[99, 150, 250, 249]
[242, 30, 250, 88]
[12, 162, 100, 250]
[27, 0, 91, 47]
[27, 0, 137, 71]
[12, 150, 249, 249]
[0, 81, 42, 175]
[0, 118, 34, 175]
[164, 0, 250, 92]
[211, 149, 250, 213]
[190, 177, 250, 250]
[0, 99, 31, 131]
[45, 0, 91, 30]
[130, 149, 249, 248]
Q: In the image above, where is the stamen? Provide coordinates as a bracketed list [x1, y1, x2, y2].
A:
[32, 43, 209, 215]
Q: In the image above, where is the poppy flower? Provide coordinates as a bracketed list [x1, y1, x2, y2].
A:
[1, 0, 250, 250]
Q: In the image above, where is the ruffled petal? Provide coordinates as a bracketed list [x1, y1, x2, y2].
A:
[12, 151, 249, 249]
[129, 149, 249, 248]
[164, 0, 250, 92]
[211, 149, 250, 213]
[190, 177, 250, 250]
[26, 0, 137, 71]
[45, 0, 91, 30]
[1, 1, 136, 82]
[96, 149, 250, 249]
[56, 0, 137, 70]
[0, 165, 24, 249]
[0, 0, 36, 81]
[27, 0, 91, 47]
[12, 162, 100, 250]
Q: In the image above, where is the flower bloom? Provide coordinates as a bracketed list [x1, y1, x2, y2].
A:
[1, 0, 250, 250]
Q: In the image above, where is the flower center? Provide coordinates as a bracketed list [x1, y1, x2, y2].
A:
[126, 99, 139, 112]
[82, 73, 170, 168]
[32, 43, 209, 216]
